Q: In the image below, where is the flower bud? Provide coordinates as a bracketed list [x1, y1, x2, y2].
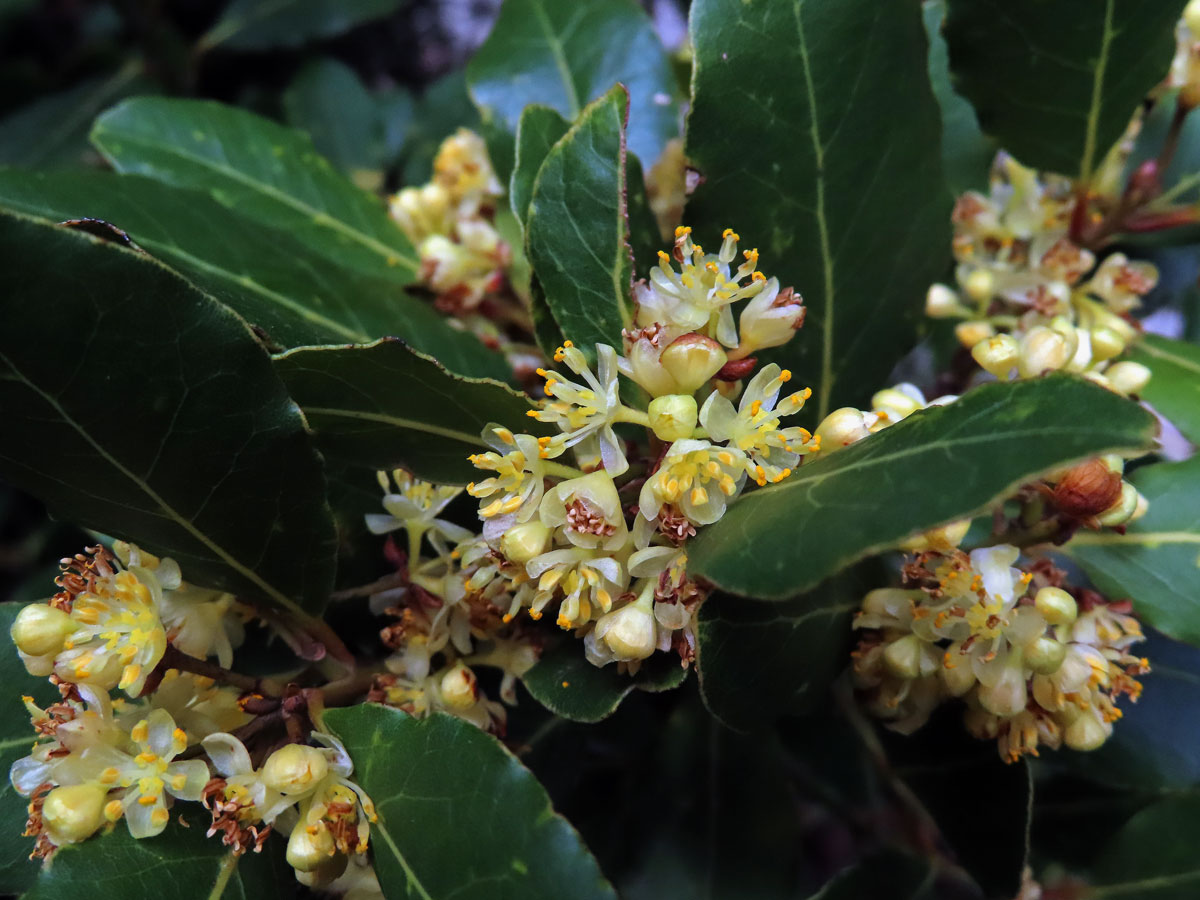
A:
[500, 521, 551, 563]
[648, 394, 698, 442]
[971, 334, 1019, 377]
[882, 635, 927, 680]
[1064, 711, 1111, 751]
[439, 663, 478, 710]
[1089, 326, 1126, 362]
[963, 268, 994, 303]
[899, 518, 971, 553]
[926, 284, 965, 319]
[295, 852, 348, 889]
[814, 407, 870, 452]
[871, 387, 922, 420]
[1187, 0, 1200, 35]
[977, 663, 1027, 717]
[739, 283, 805, 352]
[1026, 636, 1067, 675]
[1053, 459, 1123, 518]
[262, 744, 329, 795]
[1018, 326, 1070, 377]
[940, 647, 976, 697]
[1035, 587, 1077, 625]
[11, 603, 75, 657]
[955, 320, 995, 349]
[1099, 454, 1125, 474]
[594, 601, 657, 662]
[1104, 361, 1151, 396]
[43, 783, 107, 845]
[659, 334, 727, 394]
[287, 825, 336, 872]
[1096, 481, 1140, 527]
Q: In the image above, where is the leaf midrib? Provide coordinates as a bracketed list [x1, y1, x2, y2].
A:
[1080, 0, 1117, 181]
[95, 122, 418, 274]
[529, 0, 582, 117]
[301, 406, 488, 447]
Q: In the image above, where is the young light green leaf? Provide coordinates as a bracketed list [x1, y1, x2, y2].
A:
[1090, 794, 1200, 899]
[465, 0, 679, 166]
[1128, 334, 1200, 445]
[689, 376, 1158, 600]
[686, 0, 951, 421]
[284, 58, 384, 181]
[521, 640, 687, 723]
[944, 0, 1187, 180]
[23, 808, 288, 900]
[324, 705, 616, 900]
[1067, 456, 1200, 647]
[0, 212, 337, 627]
[91, 98, 417, 283]
[0, 604, 61, 895]
[0, 168, 501, 376]
[510, 104, 571, 228]
[273, 339, 545, 484]
[526, 86, 634, 357]
[923, 0, 995, 195]
[200, 0, 405, 52]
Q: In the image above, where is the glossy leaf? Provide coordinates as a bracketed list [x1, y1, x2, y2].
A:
[690, 376, 1158, 599]
[324, 704, 616, 900]
[685, 0, 950, 421]
[1128, 334, 1200, 445]
[0, 212, 337, 625]
[1091, 794, 1200, 899]
[273, 339, 543, 484]
[0, 604, 60, 894]
[23, 808, 288, 900]
[509, 104, 571, 229]
[465, 0, 680, 166]
[1068, 456, 1200, 647]
[200, 0, 405, 52]
[91, 98, 418, 282]
[0, 168, 496, 372]
[923, 0, 994, 195]
[526, 86, 634, 357]
[944, 0, 1186, 179]
[284, 58, 383, 181]
[396, 72, 480, 186]
[521, 640, 687, 723]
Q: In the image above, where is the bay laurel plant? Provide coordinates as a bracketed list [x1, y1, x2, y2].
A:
[5, 0, 1200, 897]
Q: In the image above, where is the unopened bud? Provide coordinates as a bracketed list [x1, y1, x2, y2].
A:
[1035, 587, 1078, 625]
[900, 518, 971, 553]
[1187, 0, 1200, 34]
[977, 663, 1028, 717]
[660, 334, 727, 394]
[871, 387, 922, 420]
[1064, 711, 1111, 751]
[1096, 481, 1140, 527]
[1053, 459, 1123, 518]
[955, 320, 995, 349]
[43, 783, 107, 845]
[883, 634, 927, 679]
[648, 394, 698, 442]
[1099, 454, 1125, 474]
[439, 663, 478, 710]
[500, 521, 551, 563]
[262, 744, 328, 795]
[926, 284, 965, 319]
[1105, 360, 1151, 396]
[963, 268, 995, 303]
[814, 407, 870, 452]
[1026, 636, 1067, 675]
[739, 283, 805, 351]
[1089, 326, 1126, 362]
[12, 604, 75, 657]
[287, 825, 336, 872]
[1018, 326, 1070, 377]
[594, 601, 656, 662]
[295, 852, 348, 889]
[971, 334, 1019, 377]
[940, 646, 976, 696]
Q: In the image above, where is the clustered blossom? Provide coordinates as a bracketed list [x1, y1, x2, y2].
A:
[362, 226, 814, 726]
[7, 543, 376, 888]
[853, 545, 1149, 762]
[925, 154, 1157, 398]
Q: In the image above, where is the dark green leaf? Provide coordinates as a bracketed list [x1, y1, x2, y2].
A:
[1128, 334, 1200, 445]
[690, 376, 1158, 599]
[284, 58, 383, 181]
[1068, 456, 1200, 647]
[526, 86, 634, 356]
[23, 808, 289, 900]
[273, 339, 542, 484]
[465, 0, 680, 166]
[1091, 794, 1200, 898]
[509, 105, 571, 229]
[944, 0, 1186, 179]
[685, 0, 950, 420]
[200, 0, 405, 52]
[0, 604, 61, 895]
[91, 98, 418, 283]
[397, 72, 480, 186]
[0, 168, 497, 372]
[923, 0, 994, 195]
[1125, 90, 1200, 208]
[0, 63, 145, 169]
[0, 212, 336, 626]
[521, 639, 687, 723]
[324, 705, 616, 900]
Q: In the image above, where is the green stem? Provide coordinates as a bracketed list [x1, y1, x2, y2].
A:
[614, 405, 650, 427]
[543, 460, 585, 479]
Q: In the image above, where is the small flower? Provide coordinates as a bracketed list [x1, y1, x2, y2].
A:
[1085, 254, 1158, 313]
[737, 282, 806, 353]
[523, 547, 628, 628]
[467, 426, 549, 540]
[699, 364, 817, 485]
[537, 471, 630, 551]
[529, 342, 627, 474]
[367, 469, 475, 554]
[639, 439, 746, 526]
[585, 587, 657, 666]
[201, 732, 292, 854]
